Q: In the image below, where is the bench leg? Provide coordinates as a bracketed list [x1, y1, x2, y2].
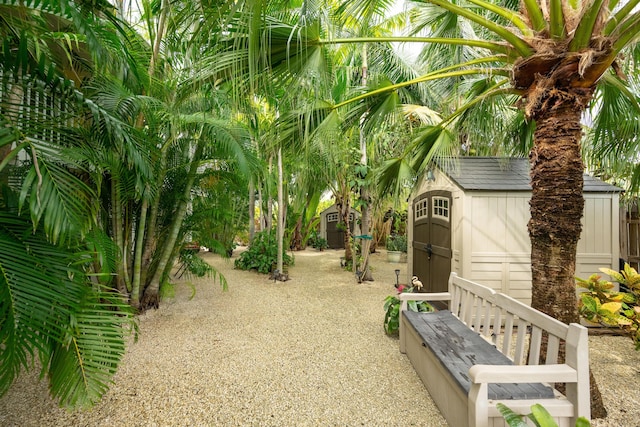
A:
[399, 318, 406, 354]
[468, 383, 488, 427]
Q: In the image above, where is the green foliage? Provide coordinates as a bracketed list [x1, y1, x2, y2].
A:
[0, 212, 134, 408]
[497, 403, 591, 427]
[383, 285, 433, 336]
[177, 248, 216, 278]
[386, 234, 407, 252]
[383, 208, 408, 236]
[307, 229, 328, 250]
[188, 170, 249, 257]
[234, 230, 293, 274]
[577, 263, 640, 349]
[159, 281, 176, 299]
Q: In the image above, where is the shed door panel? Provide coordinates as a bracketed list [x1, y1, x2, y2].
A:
[326, 213, 342, 248]
[413, 195, 430, 286]
[412, 192, 452, 292]
[326, 212, 355, 249]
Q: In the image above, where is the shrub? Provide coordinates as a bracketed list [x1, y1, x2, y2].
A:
[576, 263, 640, 349]
[386, 234, 407, 252]
[312, 237, 328, 250]
[234, 230, 293, 274]
[307, 229, 328, 251]
[178, 248, 215, 277]
[497, 403, 590, 427]
[383, 284, 432, 336]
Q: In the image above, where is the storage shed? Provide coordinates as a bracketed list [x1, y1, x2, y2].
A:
[319, 204, 361, 249]
[408, 157, 622, 304]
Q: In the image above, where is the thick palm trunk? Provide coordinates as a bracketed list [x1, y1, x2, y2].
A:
[529, 103, 584, 324]
[528, 94, 607, 418]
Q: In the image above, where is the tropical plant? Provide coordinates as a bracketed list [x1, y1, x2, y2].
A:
[577, 264, 640, 349]
[1, 0, 259, 407]
[384, 284, 433, 335]
[187, 169, 249, 257]
[497, 403, 591, 427]
[0, 0, 141, 407]
[386, 234, 408, 252]
[234, 230, 294, 274]
[0, 211, 134, 408]
[308, 230, 329, 251]
[176, 248, 223, 282]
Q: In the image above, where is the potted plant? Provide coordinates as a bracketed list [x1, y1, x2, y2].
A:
[386, 234, 407, 263]
[384, 284, 433, 335]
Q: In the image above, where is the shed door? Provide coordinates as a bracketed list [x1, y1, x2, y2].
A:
[326, 212, 355, 249]
[412, 191, 452, 292]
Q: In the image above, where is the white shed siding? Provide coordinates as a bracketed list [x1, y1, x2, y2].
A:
[409, 160, 620, 305]
[460, 192, 532, 301]
[576, 193, 620, 279]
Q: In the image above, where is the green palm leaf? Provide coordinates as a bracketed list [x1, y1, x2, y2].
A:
[47, 295, 131, 408]
[19, 156, 97, 243]
[0, 212, 132, 406]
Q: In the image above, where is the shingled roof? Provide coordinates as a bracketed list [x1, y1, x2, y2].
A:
[438, 157, 622, 193]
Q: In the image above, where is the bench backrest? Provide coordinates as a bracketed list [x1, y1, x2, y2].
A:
[449, 273, 584, 367]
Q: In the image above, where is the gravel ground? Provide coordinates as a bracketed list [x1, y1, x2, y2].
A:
[0, 248, 638, 426]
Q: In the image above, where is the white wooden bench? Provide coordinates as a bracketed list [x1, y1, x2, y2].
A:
[399, 273, 590, 427]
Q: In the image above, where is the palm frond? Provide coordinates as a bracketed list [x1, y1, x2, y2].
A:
[0, 212, 133, 406]
[18, 150, 97, 243]
[47, 292, 131, 408]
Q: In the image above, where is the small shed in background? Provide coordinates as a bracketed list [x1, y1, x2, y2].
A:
[408, 157, 622, 304]
[319, 204, 361, 249]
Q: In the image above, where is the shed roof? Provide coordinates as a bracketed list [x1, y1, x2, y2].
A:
[319, 204, 360, 215]
[438, 157, 622, 193]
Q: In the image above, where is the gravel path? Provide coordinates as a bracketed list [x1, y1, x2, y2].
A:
[1, 248, 638, 426]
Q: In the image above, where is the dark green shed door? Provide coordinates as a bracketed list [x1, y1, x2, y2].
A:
[412, 191, 452, 293]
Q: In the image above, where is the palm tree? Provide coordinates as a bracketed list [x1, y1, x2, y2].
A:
[0, 0, 140, 407]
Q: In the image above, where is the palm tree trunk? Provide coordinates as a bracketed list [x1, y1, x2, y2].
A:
[276, 147, 284, 274]
[529, 104, 584, 324]
[267, 156, 273, 231]
[528, 95, 607, 418]
[111, 176, 130, 294]
[130, 187, 149, 309]
[358, 127, 374, 282]
[140, 138, 206, 310]
[257, 185, 265, 232]
[336, 189, 353, 262]
[249, 180, 256, 241]
[358, 45, 373, 282]
[140, 147, 168, 285]
[135, 0, 169, 288]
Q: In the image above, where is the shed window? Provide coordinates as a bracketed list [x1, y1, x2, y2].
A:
[432, 197, 449, 221]
[327, 213, 339, 222]
[415, 199, 428, 221]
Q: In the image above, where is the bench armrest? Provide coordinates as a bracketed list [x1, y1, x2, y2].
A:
[398, 292, 451, 302]
[469, 364, 578, 384]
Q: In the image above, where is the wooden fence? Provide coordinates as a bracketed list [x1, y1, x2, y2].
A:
[620, 202, 640, 271]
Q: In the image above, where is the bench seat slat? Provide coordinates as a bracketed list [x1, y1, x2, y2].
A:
[403, 310, 555, 401]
